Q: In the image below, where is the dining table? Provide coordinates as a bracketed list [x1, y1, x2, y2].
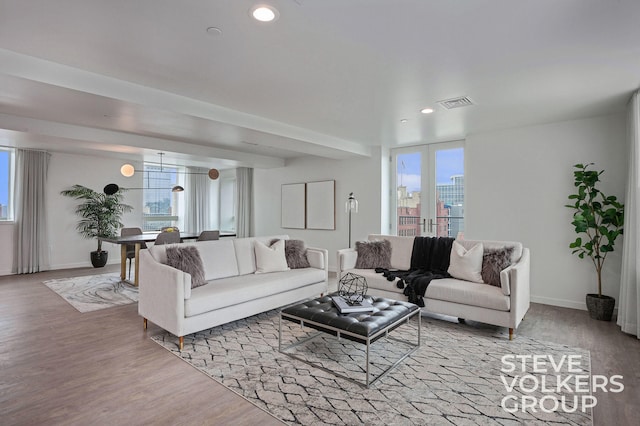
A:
[99, 231, 200, 286]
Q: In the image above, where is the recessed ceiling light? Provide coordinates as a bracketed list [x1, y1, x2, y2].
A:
[400, 119, 408, 123]
[420, 107, 434, 114]
[250, 4, 279, 22]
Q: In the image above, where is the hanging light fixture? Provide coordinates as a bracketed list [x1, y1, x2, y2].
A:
[109, 153, 217, 195]
[103, 183, 185, 195]
[120, 163, 135, 177]
[120, 152, 220, 180]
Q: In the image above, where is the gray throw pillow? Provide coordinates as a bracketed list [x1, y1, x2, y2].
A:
[481, 247, 514, 287]
[270, 239, 311, 269]
[166, 245, 207, 288]
[355, 239, 392, 269]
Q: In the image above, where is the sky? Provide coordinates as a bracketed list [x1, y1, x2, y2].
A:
[397, 148, 464, 192]
[0, 151, 8, 206]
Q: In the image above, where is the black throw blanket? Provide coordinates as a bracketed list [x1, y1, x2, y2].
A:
[377, 236, 455, 307]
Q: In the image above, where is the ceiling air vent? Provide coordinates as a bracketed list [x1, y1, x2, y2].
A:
[437, 96, 474, 110]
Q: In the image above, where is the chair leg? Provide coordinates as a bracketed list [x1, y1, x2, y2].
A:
[509, 328, 514, 340]
[143, 318, 147, 330]
[179, 336, 184, 351]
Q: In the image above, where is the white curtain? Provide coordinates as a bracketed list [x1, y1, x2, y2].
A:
[14, 149, 51, 274]
[618, 90, 640, 338]
[236, 167, 253, 238]
[184, 167, 210, 233]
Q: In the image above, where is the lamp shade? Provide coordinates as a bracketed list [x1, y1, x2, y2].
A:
[208, 168, 220, 180]
[346, 192, 358, 213]
[120, 164, 135, 177]
[104, 183, 120, 195]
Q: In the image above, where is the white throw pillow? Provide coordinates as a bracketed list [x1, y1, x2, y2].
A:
[447, 240, 484, 283]
[254, 240, 290, 274]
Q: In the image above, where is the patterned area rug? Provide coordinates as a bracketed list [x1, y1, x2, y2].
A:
[43, 273, 138, 313]
[152, 310, 592, 425]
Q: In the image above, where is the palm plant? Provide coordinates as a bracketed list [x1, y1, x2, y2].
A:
[566, 163, 624, 297]
[61, 184, 133, 252]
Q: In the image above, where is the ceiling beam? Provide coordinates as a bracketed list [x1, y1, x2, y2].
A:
[0, 49, 371, 159]
[0, 113, 286, 169]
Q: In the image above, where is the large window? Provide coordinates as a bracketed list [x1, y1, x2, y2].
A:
[142, 164, 184, 231]
[392, 142, 464, 238]
[219, 177, 236, 233]
[0, 148, 14, 221]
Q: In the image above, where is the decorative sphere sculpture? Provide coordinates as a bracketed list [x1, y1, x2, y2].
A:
[338, 272, 368, 304]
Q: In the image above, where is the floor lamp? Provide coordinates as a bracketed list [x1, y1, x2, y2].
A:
[346, 192, 358, 248]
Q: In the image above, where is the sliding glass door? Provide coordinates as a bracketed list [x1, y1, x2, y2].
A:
[391, 141, 464, 238]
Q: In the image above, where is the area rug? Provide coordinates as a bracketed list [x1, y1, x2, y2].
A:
[43, 273, 138, 313]
[152, 310, 593, 425]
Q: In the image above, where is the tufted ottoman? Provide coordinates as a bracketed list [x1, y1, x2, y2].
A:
[279, 294, 420, 387]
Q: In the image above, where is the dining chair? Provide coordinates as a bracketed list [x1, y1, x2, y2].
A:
[197, 230, 220, 241]
[121, 227, 146, 279]
[154, 230, 181, 245]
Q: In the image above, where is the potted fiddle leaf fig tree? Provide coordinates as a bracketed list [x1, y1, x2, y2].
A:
[61, 184, 132, 268]
[566, 163, 624, 321]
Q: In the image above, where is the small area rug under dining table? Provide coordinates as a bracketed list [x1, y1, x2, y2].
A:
[43, 273, 138, 313]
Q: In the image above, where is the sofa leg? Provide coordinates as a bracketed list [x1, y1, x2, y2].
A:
[509, 328, 514, 340]
[143, 318, 147, 330]
[179, 336, 184, 351]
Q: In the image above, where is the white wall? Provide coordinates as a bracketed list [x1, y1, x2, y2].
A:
[0, 152, 144, 274]
[0, 221, 15, 275]
[49, 152, 143, 269]
[253, 113, 627, 311]
[3, 113, 628, 313]
[254, 147, 389, 271]
[465, 113, 627, 310]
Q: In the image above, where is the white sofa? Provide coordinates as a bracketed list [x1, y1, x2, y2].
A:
[139, 235, 328, 350]
[337, 234, 530, 339]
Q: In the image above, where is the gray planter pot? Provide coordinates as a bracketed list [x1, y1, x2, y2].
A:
[585, 294, 615, 321]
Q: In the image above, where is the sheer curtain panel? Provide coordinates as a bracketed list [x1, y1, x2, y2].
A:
[618, 90, 640, 338]
[236, 167, 253, 238]
[184, 167, 210, 233]
[14, 149, 51, 274]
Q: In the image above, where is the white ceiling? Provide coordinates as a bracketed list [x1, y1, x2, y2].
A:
[1, 0, 639, 169]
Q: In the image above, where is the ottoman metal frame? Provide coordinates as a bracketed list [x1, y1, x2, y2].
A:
[279, 299, 421, 388]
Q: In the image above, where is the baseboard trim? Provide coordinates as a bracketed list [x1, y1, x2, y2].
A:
[50, 262, 92, 270]
[50, 259, 121, 271]
[531, 295, 587, 311]
[531, 295, 619, 315]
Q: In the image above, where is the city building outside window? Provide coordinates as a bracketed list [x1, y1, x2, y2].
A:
[394, 145, 464, 238]
[142, 163, 184, 231]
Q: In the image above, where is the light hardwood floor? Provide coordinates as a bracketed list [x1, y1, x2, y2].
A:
[1, 266, 638, 425]
[0, 265, 284, 426]
[451, 305, 640, 426]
